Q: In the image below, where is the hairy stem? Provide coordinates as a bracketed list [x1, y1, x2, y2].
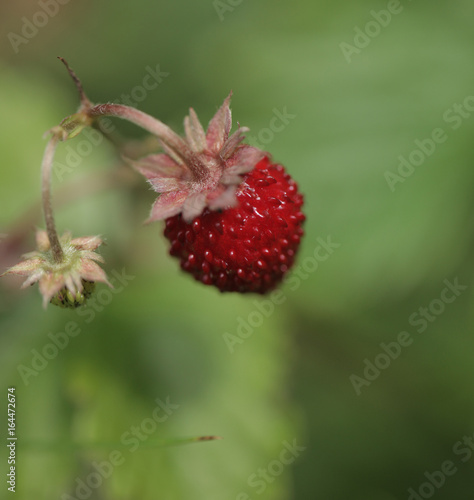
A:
[87, 104, 207, 180]
[58, 58, 206, 180]
[41, 135, 63, 263]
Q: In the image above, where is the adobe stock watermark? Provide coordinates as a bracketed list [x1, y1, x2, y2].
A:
[246, 107, 296, 151]
[17, 268, 135, 386]
[54, 64, 169, 182]
[7, 0, 72, 54]
[340, 0, 406, 63]
[61, 396, 179, 500]
[223, 236, 340, 353]
[407, 430, 474, 499]
[235, 439, 306, 499]
[213, 0, 244, 21]
[350, 277, 467, 395]
[384, 95, 474, 192]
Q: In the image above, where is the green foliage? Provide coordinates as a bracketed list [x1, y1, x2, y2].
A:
[1, 1, 474, 498]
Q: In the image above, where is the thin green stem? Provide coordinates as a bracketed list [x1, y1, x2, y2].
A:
[41, 135, 63, 263]
[21, 435, 221, 453]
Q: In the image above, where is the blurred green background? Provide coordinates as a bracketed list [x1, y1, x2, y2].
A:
[1, 1, 474, 498]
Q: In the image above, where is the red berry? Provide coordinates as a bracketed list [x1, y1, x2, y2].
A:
[164, 157, 304, 293]
[131, 93, 305, 293]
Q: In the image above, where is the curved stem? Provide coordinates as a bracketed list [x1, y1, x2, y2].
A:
[88, 104, 185, 151]
[41, 135, 63, 263]
[87, 104, 207, 180]
[58, 57, 206, 181]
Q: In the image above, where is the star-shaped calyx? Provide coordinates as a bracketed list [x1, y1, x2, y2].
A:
[1, 229, 111, 308]
[130, 93, 265, 223]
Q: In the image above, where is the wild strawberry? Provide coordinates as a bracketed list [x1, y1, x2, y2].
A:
[0, 59, 304, 310]
[164, 157, 304, 293]
[130, 94, 305, 293]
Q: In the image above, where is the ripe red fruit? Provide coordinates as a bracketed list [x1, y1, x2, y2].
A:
[164, 156, 304, 293]
[131, 93, 305, 293]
